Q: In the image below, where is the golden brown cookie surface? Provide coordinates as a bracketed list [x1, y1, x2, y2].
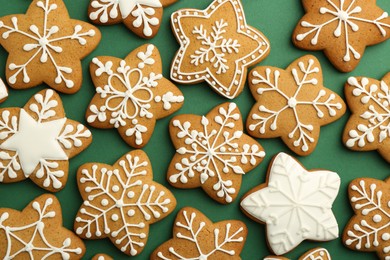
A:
[264, 248, 331, 260]
[91, 253, 113, 260]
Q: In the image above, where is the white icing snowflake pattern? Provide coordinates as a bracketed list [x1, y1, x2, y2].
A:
[241, 153, 340, 255]
[74, 150, 176, 256]
[168, 102, 265, 204]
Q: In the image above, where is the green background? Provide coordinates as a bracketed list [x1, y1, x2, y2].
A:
[0, 0, 389, 259]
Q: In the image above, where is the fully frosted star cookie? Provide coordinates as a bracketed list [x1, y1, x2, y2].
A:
[293, 0, 390, 72]
[246, 55, 346, 156]
[343, 74, 390, 163]
[170, 0, 270, 99]
[343, 177, 390, 259]
[168, 102, 265, 204]
[151, 207, 247, 260]
[74, 150, 176, 256]
[86, 44, 184, 148]
[241, 153, 340, 255]
[0, 89, 92, 191]
[0, 0, 101, 93]
[264, 247, 331, 260]
[0, 194, 85, 259]
[0, 78, 8, 103]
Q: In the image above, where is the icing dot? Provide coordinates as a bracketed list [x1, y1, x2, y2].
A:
[112, 185, 119, 192]
[373, 214, 382, 223]
[127, 209, 135, 217]
[127, 191, 135, 198]
[111, 214, 119, 221]
[382, 233, 390, 241]
[101, 199, 108, 206]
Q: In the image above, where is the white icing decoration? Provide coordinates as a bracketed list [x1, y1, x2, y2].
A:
[156, 209, 244, 259]
[75, 152, 173, 256]
[248, 58, 343, 152]
[241, 153, 340, 255]
[90, 0, 162, 37]
[0, 196, 83, 259]
[0, 78, 8, 100]
[0, 0, 96, 87]
[296, 0, 390, 62]
[170, 0, 270, 99]
[301, 248, 331, 260]
[169, 103, 265, 203]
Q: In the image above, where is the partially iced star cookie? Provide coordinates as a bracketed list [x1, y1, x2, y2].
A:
[293, 0, 390, 72]
[246, 55, 346, 156]
[0, 0, 101, 93]
[170, 0, 270, 99]
[0, 194, 85, 259]
[151, 207, 247, 260]
[0, 89, 92, 192]
[74, 150, 176, 256]
[241, 153, 340, 255]
[86, 44, 184, 148]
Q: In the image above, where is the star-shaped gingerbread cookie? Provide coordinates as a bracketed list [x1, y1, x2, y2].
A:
[0, 0, 101, 93]
[86, 44, 184, 148]
[246, 55, 346, 156]
[293, 0, 390, 72]
[170, 0, 270, 99]
[264, 247, 331, 260]
[0, 89, 92, 192]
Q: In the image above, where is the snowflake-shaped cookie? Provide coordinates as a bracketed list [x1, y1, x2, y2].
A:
[343, 177, 390, 259]
[0, 0, 100, 93]
[86, 44, 184, 148]
[0, 89, 92, 192]
[74, 150, 176, 256]
[0, 194, 85, 259]
[241, 153, 340, 255]
[293, 0, 390, 72]
[343, 75, 390, 163]
[151, 207, 247, 259]
[168, 102, 265, 204]
[88, 0, 177, 38]
[264, 247, 331, 260]
[171, 0, 270, 99]
[246, 55, 346, 156]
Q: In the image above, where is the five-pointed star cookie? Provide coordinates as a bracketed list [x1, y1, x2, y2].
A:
[343, 74, 390, 163]
[74, 150, 176, 256]
[293, 0, 390, 72]
[170, 0, 270, 99]
[151, 207, 247, 260]
[246, 55, 346, 156]
[0, 89, 92, 192]
[241, 153, 340, 256]
[86, 44, 184, 148]
[88, 0, 177, 38]
[264, 247, 331, 260]
[343, 177, 390, 259]
[0, 0, 101, 94]
[168, 102, 265, 204]
[0, 194, 85, 259]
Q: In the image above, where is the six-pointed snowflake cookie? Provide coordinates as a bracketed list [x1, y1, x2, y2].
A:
[0, 89, 92, 192]
[151, 207, 247, 260]
[343, 74, 390, 163]
[88, 0, 177, 38]
[343, 177, 390, 259]
[167, 102, 265, 204]
[292, 0, 390, 72]
[86, 44, 184, 148]
[170, 0, 270, 99]
[241, 153, 340, 255]
[0, 0, 101, 93]
[0, 194, 85, 259]
[74, 150, 177, 256]
[246, 55, 346, 156]
[264, 247, 331, 260]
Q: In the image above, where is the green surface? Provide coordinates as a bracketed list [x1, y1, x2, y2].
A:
[0, 0, 389, 259]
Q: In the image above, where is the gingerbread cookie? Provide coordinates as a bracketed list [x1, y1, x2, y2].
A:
[343, 177, 390, 259]
[74, 150, 176, 256]
[264, 248, 331, 260]
[0, 89, 92, 191]
[151, 207, 247, 259]
[91, 254, 113, 260]
[293, 0, 390, 72]
[0, 0, 101, 94]
[168, 102, 265, 204]
[241, 153, 340, 255]
[88, 0, 176, 38]
[0, 194, 85, 259]
[246, 55, 345, 156]
[343, 74, 390, 163]
[86, 44, 184, 148]
[0, 78, 8, 103]
[170, 0, 270, 99]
